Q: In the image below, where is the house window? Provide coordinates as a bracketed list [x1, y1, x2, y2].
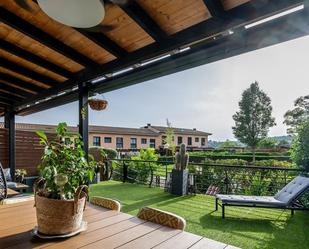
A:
[150, 139, 156, 148]
[130, 138, 137, 149]
[201, 138, 206, 146]
[104, 137, 112, 143]
[93, 136, 101, 147]
[161, 136, 167, 145]
[64, 137, 71, 145]
[187, 137, 192, 146]
[141, 138, 147, 144]
[116, 137, 123, 149]
[195, 137, 199, 143]
[177, 136, 183, 145]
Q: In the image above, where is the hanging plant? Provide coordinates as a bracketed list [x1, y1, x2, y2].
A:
[88, 93, 108, 111]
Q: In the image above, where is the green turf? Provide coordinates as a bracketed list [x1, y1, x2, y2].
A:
[90, 180, 309, 249]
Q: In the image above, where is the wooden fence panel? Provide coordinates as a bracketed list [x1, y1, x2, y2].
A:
[0, 128, 55, 176]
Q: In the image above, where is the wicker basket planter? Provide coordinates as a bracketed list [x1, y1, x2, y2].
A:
[88, 99, 108, 111]
[35, 186, 87, 235]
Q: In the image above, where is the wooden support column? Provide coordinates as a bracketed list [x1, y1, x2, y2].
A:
[4, 110, 15, 179]
[78, 82, 89, 161]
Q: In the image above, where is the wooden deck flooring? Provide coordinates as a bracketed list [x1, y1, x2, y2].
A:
[0, 200, 240, 249]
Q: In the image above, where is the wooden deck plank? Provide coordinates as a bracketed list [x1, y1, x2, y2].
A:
[0, 200, 34, 210]
[45, 217, 145, 249]
[0, 204, 121, 249]
[117, 226, 182, 249]
[153, 231, 203, 249]
[80, 221, 161, 249]
[189, 237, 229, 249]
[0, 200, 239, 249]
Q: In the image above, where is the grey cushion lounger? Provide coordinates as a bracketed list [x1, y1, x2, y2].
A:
[215, 176, 309, 218]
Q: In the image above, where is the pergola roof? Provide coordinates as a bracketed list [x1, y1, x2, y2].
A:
[0, 0, 308, 116]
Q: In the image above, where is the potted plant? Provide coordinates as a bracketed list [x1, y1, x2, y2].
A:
[15, 169, 27, 183]
[34, 123, 95, 236]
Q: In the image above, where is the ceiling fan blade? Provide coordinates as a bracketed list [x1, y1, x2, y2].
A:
[83, 24, 114, 33]
[13, 0, 32, 11]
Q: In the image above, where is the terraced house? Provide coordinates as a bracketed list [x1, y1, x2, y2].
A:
[2, 123, 211, 150]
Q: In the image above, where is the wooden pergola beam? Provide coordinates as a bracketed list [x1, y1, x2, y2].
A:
[0, 7, 98, 68]
[0, 96, 14, 105]
[0, 81, 33, 98]
[0, 39, 73, 79]
[0, 72, 44, 93]
[77, 30, 129, 58]
[203, 0, 228, 19]
[11, 0, 305, 113]
[0, 57, 59, 87]
[0, 92, 24, 103]
[120, 1, 168, 41]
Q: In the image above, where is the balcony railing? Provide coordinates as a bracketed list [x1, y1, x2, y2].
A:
[108, 159, 308, 197]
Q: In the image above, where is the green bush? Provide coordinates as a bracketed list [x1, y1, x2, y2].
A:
[291, 120, 309, 170]
[129, 148, 159, 184]
[102, 148, 117, 160]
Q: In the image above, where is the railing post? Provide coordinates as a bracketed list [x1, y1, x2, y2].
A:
[123, 161, 128, 183]
[149, 162, 154, 188]
[165, 163, 168, 188]
[224, 169, 229, 194]
[78, 82, 89, 161]
[5, 110, 15, 180]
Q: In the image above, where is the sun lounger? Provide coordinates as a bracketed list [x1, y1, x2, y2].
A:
[215, 175, 309, 218]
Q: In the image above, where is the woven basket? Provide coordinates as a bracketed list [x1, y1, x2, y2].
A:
[35, 186, 88, 235]
[88, 99, 108, 111]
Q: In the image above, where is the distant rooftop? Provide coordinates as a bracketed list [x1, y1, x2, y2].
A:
[0, 122, 211, 137]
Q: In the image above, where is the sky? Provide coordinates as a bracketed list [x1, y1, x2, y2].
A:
[10, 35, 309, 141]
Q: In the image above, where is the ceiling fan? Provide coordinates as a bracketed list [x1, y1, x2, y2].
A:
[13, 0, 131, 32]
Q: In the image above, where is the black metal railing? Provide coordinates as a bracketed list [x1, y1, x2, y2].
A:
[108, 159, 308, 196]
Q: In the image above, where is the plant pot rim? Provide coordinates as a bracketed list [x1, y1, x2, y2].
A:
[36, 193, 86, 202]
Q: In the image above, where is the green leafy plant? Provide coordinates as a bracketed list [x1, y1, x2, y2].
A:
[291, 119, 309, 170]
[36, 122, 95, 199]
[129, 148, 159, 184]
[15, 169, 27, 183]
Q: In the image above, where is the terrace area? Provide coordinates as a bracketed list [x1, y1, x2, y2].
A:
[90, 180, 309, 249]
[1, 0, 309, 248]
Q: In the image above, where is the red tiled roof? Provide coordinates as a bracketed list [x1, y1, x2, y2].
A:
[0, 123, 211, 137]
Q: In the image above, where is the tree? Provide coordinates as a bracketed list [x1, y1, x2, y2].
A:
[291, 119, 309, 170]
[220, 139, 240, 148]
[232, 82, 276, 162]
[163, 119, 176, 155]
[284, 95, 309, 135]
[258, 137, 278, 149]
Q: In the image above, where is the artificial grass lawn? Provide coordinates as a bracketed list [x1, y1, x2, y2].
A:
[90, 180, 309, 249]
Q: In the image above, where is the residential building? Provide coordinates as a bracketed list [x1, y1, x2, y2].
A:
[1, 123, 211, 150]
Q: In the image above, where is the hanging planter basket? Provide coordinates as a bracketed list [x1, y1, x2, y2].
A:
[88, 97, 108, 111]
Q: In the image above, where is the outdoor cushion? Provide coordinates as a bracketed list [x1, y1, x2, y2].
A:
[6, 182, 17, 188]
[274, 176, 309, 205]
[3, 168, 12, 182]
[137, 207, 186, 230]
[216, 194, 286, 206]
[90, 196, 121, 212]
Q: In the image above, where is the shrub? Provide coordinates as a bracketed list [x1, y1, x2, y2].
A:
[291, 119, 309, 170]
[129, 148, 159, 184]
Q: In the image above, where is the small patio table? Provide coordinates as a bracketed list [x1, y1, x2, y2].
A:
[0, 200, 239, 249]
[6, 188, 19, 198]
